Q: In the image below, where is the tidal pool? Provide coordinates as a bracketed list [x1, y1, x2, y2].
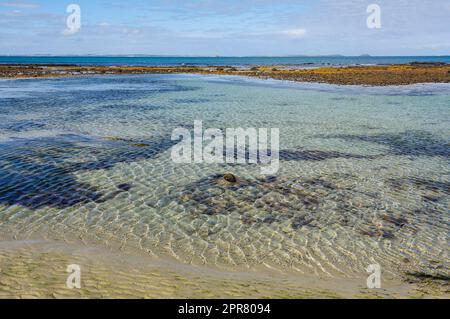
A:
[0, 74, 448, 285]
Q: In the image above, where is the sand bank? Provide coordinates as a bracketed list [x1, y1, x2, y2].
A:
[0, 240, 447, 299]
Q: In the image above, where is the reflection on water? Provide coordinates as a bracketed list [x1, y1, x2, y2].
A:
[0, 74, 448, 281]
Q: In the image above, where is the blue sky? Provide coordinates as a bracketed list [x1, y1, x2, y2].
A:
[0, 0, 449, 56]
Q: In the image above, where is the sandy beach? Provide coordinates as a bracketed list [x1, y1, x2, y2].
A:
[1, 240, 447, 299]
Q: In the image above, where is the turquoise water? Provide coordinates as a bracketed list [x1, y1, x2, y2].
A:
[0, 74, 448, 279]
[1, 55, 450, 66]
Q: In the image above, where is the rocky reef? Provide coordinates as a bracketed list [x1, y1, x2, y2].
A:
[1, 63, 449, 85]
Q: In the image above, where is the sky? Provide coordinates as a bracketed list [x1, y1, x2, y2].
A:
[0, 0, 449, 56]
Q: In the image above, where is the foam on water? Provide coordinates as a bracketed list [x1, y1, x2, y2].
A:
[0, 74, 448, 279]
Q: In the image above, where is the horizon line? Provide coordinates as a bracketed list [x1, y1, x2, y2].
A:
[1, 54, 450, 58]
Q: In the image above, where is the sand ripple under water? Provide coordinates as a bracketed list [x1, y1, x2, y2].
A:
[0, 75, 448, 296]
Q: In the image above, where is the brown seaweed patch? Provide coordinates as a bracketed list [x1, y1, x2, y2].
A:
[105, 136, 133, 142]
[359, 228, 395, 239]
[171, 174, 348, 229]
[2, 63, 449, 86]
[404, 271, 450, 292]
[105, 137, 151, 148]
[381, 215, 408, 228]
[131, 143, 150, 148]
[170, 172, 437, 242]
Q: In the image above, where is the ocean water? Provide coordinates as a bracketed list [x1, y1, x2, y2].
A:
[1, 55, 450, 67]
[0, 74, 448, 279]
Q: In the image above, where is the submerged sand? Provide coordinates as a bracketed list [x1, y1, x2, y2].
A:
[0, 240, 447, 299]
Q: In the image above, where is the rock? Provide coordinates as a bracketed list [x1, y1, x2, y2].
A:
[223, 173, 237, 183]
[409, 62, 448, 67]
[105, 136, 131, 142]
[263, 215, 276, 224]
[117, 183, 132, 191]
[381, 230, 395, 239]
[180, 194, 190, 202]
[131, 143, 150, 148]
[382, 215, 408, 227]
[241, 215, 254, 225]
[423, 194, 440, 202]
[291, 215, 312, 230]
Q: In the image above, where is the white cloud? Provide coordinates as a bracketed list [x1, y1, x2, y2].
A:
[62, 29, 79, 36]
[280, 28, 307, 38]
[122, 27, 142, 35]
[177, 31, 228, 39]
[0, 1, 38, 9]
[175, 28, 308, 40]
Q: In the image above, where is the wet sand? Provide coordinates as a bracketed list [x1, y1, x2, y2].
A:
[1, 240, 446, 299]
[1, 63, 449, 85]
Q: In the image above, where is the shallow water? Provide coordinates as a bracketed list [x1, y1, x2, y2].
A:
[0, 74, 448, 280]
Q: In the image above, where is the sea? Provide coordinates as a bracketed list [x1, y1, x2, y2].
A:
[1, 55, 450, 67]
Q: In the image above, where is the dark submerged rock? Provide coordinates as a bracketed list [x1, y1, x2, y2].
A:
[131, 143, 150, 148]
[291, 215, 313, 230]
[117, 183, 132, 191]
[223, 173, 237, 183]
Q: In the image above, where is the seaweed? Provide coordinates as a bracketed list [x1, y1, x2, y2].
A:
[0, 133, 175, 209]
